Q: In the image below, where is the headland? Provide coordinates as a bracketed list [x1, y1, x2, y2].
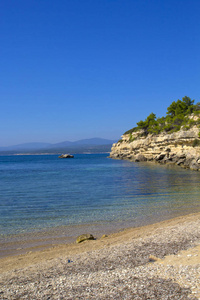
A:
[110, 97, 200, 171]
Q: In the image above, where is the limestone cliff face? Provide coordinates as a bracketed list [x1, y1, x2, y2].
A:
[110, 126, 200, 171]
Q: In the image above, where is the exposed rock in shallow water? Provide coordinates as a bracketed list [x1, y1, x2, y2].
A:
[58, 154, 74, 158]
[110, 126, 200, 171]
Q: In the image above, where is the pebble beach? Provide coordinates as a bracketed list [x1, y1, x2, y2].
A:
[0, 212, 200, 299]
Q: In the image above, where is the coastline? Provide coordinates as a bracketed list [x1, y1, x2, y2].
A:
[1, 212, 199, 299]
[110, 125, 200, 172]
[1, 207, 200, 259]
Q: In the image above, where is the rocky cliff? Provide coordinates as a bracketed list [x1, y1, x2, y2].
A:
[110, 124, 200, 171]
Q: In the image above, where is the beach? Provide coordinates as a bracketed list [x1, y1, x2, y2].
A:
[0, 212, 199, 299]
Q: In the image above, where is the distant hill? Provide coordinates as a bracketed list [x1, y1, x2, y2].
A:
[49, 138, 115, 148]
[73, 138, 115, 145]
[0, 138, 116, 155]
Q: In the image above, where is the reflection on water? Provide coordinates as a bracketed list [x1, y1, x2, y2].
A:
[116, 161, 200, 221]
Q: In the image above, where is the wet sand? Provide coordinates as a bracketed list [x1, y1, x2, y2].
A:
[0, 212, 200, 299]
[0, 221, 126, 258]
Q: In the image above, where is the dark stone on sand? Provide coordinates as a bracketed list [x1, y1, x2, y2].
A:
[76, 234, 95, 243]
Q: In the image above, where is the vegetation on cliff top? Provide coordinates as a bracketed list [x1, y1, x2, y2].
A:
[124, 96, 200, 137]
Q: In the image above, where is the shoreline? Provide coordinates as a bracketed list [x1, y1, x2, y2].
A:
[1, 211, 199, 270]
[1, 208, 200, 259]
[1, 212, 199, 298]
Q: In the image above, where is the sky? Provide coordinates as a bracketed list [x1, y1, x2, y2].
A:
[0, 0, 200, 146]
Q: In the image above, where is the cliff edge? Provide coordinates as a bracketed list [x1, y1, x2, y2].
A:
[110, 116, 200, 171]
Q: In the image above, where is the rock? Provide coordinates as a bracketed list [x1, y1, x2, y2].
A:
[184, 157, 194, 167]
[135, 154, 147, 162]
[155, 153, 166, 161]
[149, 255, 161, 262]
[101, 234, 108, 238]
[170, 155, 179, 163]
[179, 153, 186, 159]
[76, 234, 95, 243]
[189, 161, 200, 171]
[58, 154, 74, 158]
[110, 125, 200, 171]
[176, 159, 185, 166]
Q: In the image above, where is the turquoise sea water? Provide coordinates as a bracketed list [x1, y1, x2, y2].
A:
[0, 154, 200, 253]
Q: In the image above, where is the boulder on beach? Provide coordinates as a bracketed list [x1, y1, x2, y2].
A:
[76, 234, 95, 243]
[58, 154, 74, 158]
[101, 234, 108, 239]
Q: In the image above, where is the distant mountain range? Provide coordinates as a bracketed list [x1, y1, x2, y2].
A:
[0, 138, 116, 154]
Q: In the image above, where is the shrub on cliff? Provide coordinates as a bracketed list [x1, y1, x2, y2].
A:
[129, 133, 135, 142]
[124, 127, 139, 135]
[192, 139, 200, 147]
[124, 96, 199, 137]
[136, 113, 163, 135]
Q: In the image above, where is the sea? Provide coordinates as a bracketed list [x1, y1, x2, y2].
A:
[0, 153, 200, 256]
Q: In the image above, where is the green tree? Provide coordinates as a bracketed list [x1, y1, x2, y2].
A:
[182, 96, 194, 108]
[167, 96, 194, 118]
[123, 96, 198, 136]
[166, 101, 178, 118]
[137, 113, 157, 134]
[193, 102, 200, 112]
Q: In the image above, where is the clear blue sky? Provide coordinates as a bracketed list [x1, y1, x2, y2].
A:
[1, 0, 200, 146]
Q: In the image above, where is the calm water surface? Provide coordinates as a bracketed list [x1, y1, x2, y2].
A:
[0, 154, 200, 250]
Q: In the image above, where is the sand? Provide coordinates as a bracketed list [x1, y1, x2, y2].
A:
[0, 212, 200, 299]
